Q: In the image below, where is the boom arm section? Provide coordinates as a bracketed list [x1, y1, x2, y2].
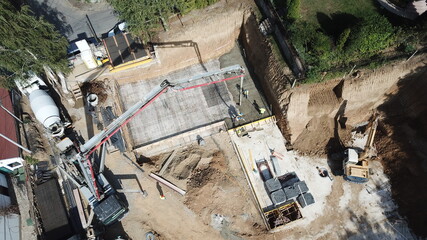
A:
[80, 80, 171, 155]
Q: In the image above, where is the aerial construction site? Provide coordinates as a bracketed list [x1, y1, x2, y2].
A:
[1, 0, 427, 240]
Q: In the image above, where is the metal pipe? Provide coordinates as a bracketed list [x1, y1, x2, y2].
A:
[149, 173, 186, 196]
[238, 75, 244, 106]
[99, 142, 106, 173]
[0, 133, 31, 153]
[0, 101, 23, 124]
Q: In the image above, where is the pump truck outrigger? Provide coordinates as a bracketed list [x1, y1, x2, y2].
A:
[57, 65, 245, 228]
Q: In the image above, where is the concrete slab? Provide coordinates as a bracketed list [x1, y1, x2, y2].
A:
[220, 45, 272, 127]
[119, 60, 235, 148]
[134, 121, 226, 157]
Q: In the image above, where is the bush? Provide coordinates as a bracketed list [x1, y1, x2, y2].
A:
[336, 28, 351, 50]
[346, 13, 395, 57]
[24, 155, 39, 165]
[286, 0, 300, 21]
[311, 32, 332, 54]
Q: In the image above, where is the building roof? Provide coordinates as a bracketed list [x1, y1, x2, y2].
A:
[0, 173, 19, 240]
[103, 33, 148, 67]
[0, 89, 19, 160]
[0, 213, 20, 240]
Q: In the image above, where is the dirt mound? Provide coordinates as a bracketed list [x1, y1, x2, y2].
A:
[80, 81, 108, 103]
[184, 150, 264, 237]
[187, 151, 224, 189]
[293, 115, 342, 155]
[172, 153, 202, 180]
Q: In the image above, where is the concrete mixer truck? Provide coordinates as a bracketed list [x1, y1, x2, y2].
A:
[16, 73, 66, 137]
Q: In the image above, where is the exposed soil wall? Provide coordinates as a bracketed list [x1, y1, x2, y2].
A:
[111, 1, 251, 84]
[376, 64, 427, 236]
[285, 55, 427, 154]
[239, 13, 292, 143]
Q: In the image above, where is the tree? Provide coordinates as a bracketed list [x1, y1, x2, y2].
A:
[107, 0, 219, 38]
[0, 0, 69, 88]
[347, 13, 395, 57]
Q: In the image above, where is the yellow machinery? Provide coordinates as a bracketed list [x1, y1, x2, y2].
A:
[343, 116, 379, 183]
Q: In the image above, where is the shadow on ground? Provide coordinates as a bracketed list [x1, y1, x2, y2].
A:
[375, 65, 427, 237]
[27, 0, 73, 36]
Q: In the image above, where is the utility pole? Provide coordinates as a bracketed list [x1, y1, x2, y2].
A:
[86, 14, 100, 42]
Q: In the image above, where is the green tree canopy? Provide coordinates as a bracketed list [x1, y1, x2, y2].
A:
[0, 0, 69, 88]
[107, 0, 218, 38]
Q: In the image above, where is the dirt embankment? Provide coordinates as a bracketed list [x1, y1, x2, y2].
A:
[375, 65, 427, 236]
[284, 55, 427, 155]
[278, 54, 427, 236]
[239, 13, 292, 143]
[111, 1, 254, 84]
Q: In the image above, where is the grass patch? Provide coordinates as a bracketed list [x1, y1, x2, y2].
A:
[271, 0, 413, 84]
[299, 0, 376, 26]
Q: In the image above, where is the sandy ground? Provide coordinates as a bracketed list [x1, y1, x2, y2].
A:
[227, 118, 414, 239]
[285, 54, 427, 152]
[103, 132, 265, 240]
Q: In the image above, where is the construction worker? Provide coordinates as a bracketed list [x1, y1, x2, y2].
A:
[243, 89, 249, 99]
[156, 182, 166, 200]
[259, 107, 266, 115]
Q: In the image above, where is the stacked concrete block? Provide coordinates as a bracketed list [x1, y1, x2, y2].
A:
[265, 178, 282, 194]
[271, 189, 287, 206]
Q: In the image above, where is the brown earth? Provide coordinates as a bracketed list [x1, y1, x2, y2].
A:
[104, 132, 266, 240]
[284, 54, 427, 155]
[375, 65, 427, 236]
[282, 56, 427, 236]
[144, 142, 267, 239]
[107, 0, 256, 84]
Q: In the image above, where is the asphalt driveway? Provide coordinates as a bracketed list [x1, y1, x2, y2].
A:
[27, 0, 119, 41]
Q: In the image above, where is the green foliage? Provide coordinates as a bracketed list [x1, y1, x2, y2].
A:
[288, 11, 398, 83]
[107, 0, 219, 38]
[336, 28, 351, 50]
[0, 1, 69, 88]
[312, 32, 332, 54]
[24, 155, 39, 165]
[289, 21, 332, 63]
[346, 13, 395, 57]
[286, 0, 300, 21]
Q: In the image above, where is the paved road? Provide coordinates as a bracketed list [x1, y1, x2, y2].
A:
[27, 0, 119, 41]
